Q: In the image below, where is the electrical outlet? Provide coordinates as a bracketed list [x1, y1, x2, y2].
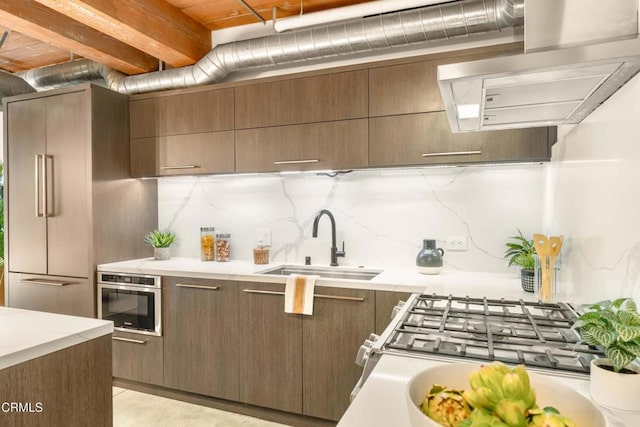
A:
[256, 228, 271, 246]
[446, 236, 468, 251]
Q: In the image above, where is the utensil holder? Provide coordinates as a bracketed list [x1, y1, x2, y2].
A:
[534, 254, 559, 303]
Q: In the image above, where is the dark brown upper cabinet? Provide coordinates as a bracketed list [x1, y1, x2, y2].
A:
[235, 119, 368, 173]
[369, 112, 551, 167]
[369, 59, 444, 116]
[130, 131, 234, 177]
[130, 88, 234, 138]
[234, 70, 368, 129]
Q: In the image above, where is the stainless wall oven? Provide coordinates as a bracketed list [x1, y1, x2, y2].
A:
[98, 272, 161, 336]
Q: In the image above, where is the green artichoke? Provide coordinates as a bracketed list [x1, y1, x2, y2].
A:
[421, 384, 472, 427]
[528, 407, 577, 427]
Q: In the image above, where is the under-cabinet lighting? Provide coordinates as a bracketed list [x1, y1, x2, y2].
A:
[457, 104, 480, 119]
[273, 0, 452, 32]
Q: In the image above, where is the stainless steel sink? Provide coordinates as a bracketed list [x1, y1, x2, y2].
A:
[259, 265, 382, 281]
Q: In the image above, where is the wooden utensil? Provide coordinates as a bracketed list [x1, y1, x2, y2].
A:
[533, 234, 551, 302]
[547, 236, 563, 302]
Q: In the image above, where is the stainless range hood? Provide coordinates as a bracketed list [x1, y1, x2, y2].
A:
[438, 37, 640, 132]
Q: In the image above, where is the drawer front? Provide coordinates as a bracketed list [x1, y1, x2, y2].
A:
[8, 273, 93, 318]
[235, 119, 368, 173]
[112, 331, 164, 386]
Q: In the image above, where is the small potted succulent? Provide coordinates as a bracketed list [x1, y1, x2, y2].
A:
[504, 229, 537, 293]
[144, 229, 177, 260]
[575, 298, 640, 410]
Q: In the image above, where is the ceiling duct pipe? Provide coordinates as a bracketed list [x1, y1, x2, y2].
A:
[18, 0, 523, 95]
[0, 69, 36, 108]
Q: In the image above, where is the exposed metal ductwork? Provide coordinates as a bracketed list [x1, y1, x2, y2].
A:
[0, 69, 36, 109]
[17, 0, 524, 95]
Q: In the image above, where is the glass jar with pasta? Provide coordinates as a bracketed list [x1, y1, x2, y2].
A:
[200, 227, 215, 261]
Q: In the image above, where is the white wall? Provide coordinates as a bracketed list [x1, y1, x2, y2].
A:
[545, 73, 640, 304]
[158, 165, 543, 273]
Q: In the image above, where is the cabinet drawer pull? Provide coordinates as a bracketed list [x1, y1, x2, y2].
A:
[316, 294, 365, 302]
[243, 289, 364, 302]
[160, 165, 201, 170]
[21, 278, 74, 287]
[113, 336, 146, 344]
[421, 150, 481, 158]
[176, 283, 219, 291]
[273, 159, 319, 165]
[243, 289, 284, 296]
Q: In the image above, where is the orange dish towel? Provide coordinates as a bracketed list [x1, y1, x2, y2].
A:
[284, 274, 318, 315]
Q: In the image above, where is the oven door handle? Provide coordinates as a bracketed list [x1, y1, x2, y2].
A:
[112, 336, 147, 345]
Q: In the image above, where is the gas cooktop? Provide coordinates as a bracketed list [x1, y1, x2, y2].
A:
[382, 294, 603, 374]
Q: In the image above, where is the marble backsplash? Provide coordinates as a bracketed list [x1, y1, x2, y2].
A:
[544, 73, 640, 305]
[158, 164, 543, 273]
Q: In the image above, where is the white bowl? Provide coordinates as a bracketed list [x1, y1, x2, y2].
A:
[407, 362, 607, 427]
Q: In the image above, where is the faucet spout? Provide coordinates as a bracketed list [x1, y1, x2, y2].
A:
[312, 209, 345, 266]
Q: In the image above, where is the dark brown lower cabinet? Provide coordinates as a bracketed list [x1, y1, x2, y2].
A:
[375, 290, 413, 334]
[238, 282, 303, 413]
[369, 111, 552, 167]
[302, 287, 375, 421]
[0, 335, 112, 427]
[163, 277, 239, 400]
[112, 331, 163, 386]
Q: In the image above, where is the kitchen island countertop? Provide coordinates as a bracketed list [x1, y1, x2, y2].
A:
[98, 257, 537, 300]
[0, 307, 113, 370]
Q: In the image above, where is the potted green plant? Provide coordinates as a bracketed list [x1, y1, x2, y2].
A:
[575, 298, 640, 410]
[144, 229, 177, 260]
[504, 229, 536, 293]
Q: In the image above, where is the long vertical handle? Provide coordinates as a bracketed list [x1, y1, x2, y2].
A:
[34, 154, 44, 218]
[44, 155, 54, 217]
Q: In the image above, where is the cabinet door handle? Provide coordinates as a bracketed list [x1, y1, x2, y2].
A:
[242, 289, 364, 302]
[176, 283, 219, 291]
[21, 278, 74, 286]
[113, 336, 146, 344]
[34, 154, 43, 217]
[160, 165, 201, 170]
[243, 289, 284, 296]
[273, 159, 319, 165]
[44, 155, 54, 217]
[316, 294, 365, 302]
[421, 150, 482, 158]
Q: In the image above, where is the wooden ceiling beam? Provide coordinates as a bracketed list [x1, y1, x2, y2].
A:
[0, 0, 158, 74]
[33, 0, 212, 67]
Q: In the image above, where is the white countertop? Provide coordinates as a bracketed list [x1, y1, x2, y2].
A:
[98, 257, 535, 299]
[339, 354, 639, 427]
[0, 307, 113, 370]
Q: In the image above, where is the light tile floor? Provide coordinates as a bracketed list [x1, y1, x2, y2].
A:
[113, 387, 289, 427]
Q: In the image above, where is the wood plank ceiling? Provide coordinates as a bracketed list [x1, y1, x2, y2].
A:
[0, 0, 372, 75]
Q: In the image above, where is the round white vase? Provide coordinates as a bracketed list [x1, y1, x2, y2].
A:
[153, 247, 170, 260]
[590, 358, 640, 411]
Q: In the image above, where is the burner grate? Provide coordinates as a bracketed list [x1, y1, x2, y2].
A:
[383, 294, 604, 374]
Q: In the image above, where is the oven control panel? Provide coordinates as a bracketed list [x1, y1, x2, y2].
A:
[98, 272, 161, 288]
